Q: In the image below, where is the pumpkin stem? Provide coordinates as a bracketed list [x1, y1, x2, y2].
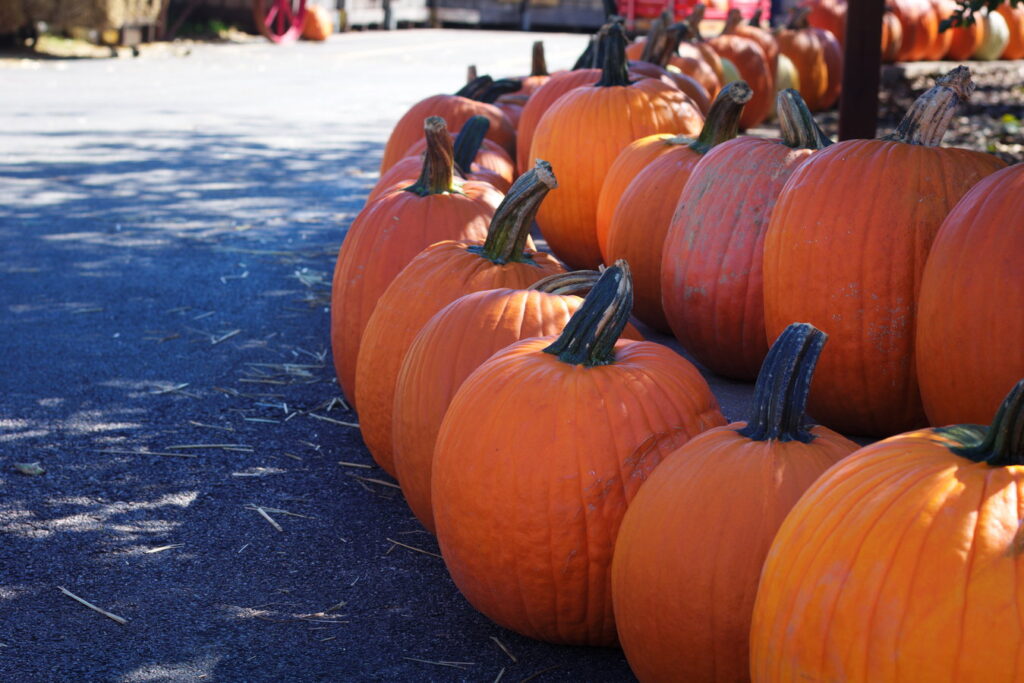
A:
[466, 64, 478, 83]
[749, 8, 763, 27]
[452, 116, 490, 176]
[686, 4, 706, 41]
[680, 80, 751, 154]
[724, 8, 743, 33]
[543, 260, 633, 367]
[738, 323, 827, 443]
[477, 79, 523, 104]
[573, 36, 597, 70]
[403, 117, 457, 197]
[595, 22, 632, 87]
[456, 75, 494, 99]
[531, 40, 549, 77]
[471, 160, 557, 265]
[640, 11, 673, 65]
[947, 380, 1024, 467]
[777, 89, 833, 149]
[528, 269, 601, 295]
[884, 66, 974, 147]
[786, 6, 811, 29]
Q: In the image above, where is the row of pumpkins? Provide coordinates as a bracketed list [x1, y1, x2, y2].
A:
[808, 0, 1024, 62]
[328, 20, 1024, 682]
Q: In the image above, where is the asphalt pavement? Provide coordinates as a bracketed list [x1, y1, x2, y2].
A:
[1, 30, 754, 682]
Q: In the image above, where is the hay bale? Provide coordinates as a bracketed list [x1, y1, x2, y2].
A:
[0, 0, 26, 34]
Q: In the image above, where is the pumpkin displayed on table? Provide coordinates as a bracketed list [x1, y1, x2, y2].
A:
[763, 67, 1006, 436]
[613, 323, 858, 682]
[750, 379, 1024, 682]
[433, 263, 725, 645]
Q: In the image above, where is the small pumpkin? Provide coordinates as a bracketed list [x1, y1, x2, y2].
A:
[613, 323, 858, 683]
[707, 25, 773, 128]
[881, 8, 904, 61]
[973, 8, 1012, 59]
[750, 379, 1024, 682]
[775, 7, 842, 112]
[891, 0, 940, 61]
[724, 8, 780, 74]
[301, 4, 332, 41]
[433, 263, 725, 645]
[997, 3, 1024, 58]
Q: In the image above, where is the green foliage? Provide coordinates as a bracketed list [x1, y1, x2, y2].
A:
[941, 0, 1022, 30]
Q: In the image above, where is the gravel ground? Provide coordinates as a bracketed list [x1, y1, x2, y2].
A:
[1, 30, 1019, 682]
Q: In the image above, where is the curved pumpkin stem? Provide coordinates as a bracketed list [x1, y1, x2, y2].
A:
[543, 260, 633, 367]
[947, 380, 1024, 467]
[723, 8, 744, 33]
[477, 79, 523, 104]
[531, 40, 549, 77]
[472, 160, 557, 265]
[452, 116, 490, 176]
[640, 11, 673, 65]
[749, 7, 763, 27]
[686, 3, 707, 41]
[595, 22, 632, 87]
[884, 66, 974, 147]
[456, 75, 494, 99]
[777, 89, 833, 150]
[682, 80, 752, 153]
[528, 269, 601, 295]
[403, 117, 456, 197]
[738, 323, 827, 443]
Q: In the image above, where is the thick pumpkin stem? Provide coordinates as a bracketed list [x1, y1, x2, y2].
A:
[948, 380, 1024, 467]
[573, 36, 597, 70]
[404, 117, 457, 197]
[686, 4, 707, 41]
[680, 80, 752, 154]
[472, 161, 557, 265]
[724, 8, 743, 33]
[640, 11, 673, 65]
[456, 75, 494, 99]
[750, 8, 763, 26]
[543, 260, 633, 367]
[531, 41, 549, 77]
[596, 22, 632, 87]
[884, 66, 974, 146]
[528, 269, 601, 295]
[777, 89, 833, 149]
[452, 116, 490, 176]
[466, 64, 478, 83]
[477, 79, 523, 104]
[786, 6, 811, 30]
[738, 323, 827, 443]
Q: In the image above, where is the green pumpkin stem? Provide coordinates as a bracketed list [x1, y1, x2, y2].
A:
[680, 80, 752, 154]
[777, 89, 833, 149]
[456, 75, 494, 99]
[738, 323, 827, 443]
[884, 66, 974, 146]
[528, 269, 602, 295]
[572, 36, 597, 70]
[471, 160, 557, 265]
[948, 380, 1024, 467]
[531, 41, 549, 77]
[595, 22, 632, 87]
[452, 116, 490, 175]
[403, 117, 456, 197]
[478, 79, 523, 104]
[543, 260, 633, 367]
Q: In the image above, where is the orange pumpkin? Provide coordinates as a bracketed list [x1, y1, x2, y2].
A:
[881, 8, 905, 61]
[604, 81, 751, 332]
[804, 0, 847, 46]
[379, 76, 516, 174]
[762, 67, 1006, 436]
[613, 323, 857, 683]
[393, 271, 645, 533]
[775, 8, 842, 112]
[681, 5, 729, 87]
[354, 162, 564, 475]
[531, 23, 703, 269]
[662, 89, 832, 381]
[998, 3, 1024, 58]
[515, 69, 601, 177]
[301, 4, 332, 41]
[751, 379, 1024, 682]
[707, 31, 772, 128]
[944, 9, 985, 59]
[724, 8, 779, 74]
[433, 263, 725, 645]
[330, 117, 502, 406]
[891, 0, 940, 61]
[917, 163, 1024, 427]
[924, 0, 956, 58]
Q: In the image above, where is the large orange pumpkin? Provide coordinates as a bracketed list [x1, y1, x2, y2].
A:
[917, 163, 1024, 428]
[762, 67, 1006, 436]
[433, 263, 725, 645]
[392, 271, 643, 533]
[354, 162, 564, 475]
[750, 379, 1024, 683]
[613, 323, 857, 683]
[604, 81, 751, 332]
[330, 117, 502, 406]
[530, 23, 703, 269]
[662, 89, 831, 381]
[775, 8, 842, 112]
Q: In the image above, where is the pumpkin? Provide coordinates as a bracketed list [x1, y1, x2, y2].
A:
[770, 54, 802, 117]
[973, 8, 1011, 59]
[354, 162, 564, 475]
[680, 5, 730, 87]
[301, 4, 332, 41]
[804, 0, 847, 46]
[891, 0, 940, 61]
[629, 60, 711, 115]
[530, 23, 704, 269]
[669, 54, 722, 100]
[379, 76, 516, 174]
[393, 270, 644, 533]
[515, 40, 551, 96]
[944, 9, 984, 59]
[662, 89, 831, 380]
[613, 323, 858, 683]
[750, 379, 1024, 682]
[433, 263, 725, 645]
[775, 7, 842, 112]
[923, 0, 956, 58]
[997, 3, 1024, 58]
[881, 8, 904, 61]
[707, 28, 773, 129]
[724, 8, 779, 74]
[762, 67, 1007, 436]
[515, 69, 601, 177]
[604, 81, 752, 332]
[330, 117, 502, 406]
[917, 163, 1024, 428]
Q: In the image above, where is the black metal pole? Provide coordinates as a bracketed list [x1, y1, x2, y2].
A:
[838, 0, 884, 140]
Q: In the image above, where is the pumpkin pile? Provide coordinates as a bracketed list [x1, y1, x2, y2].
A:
[330, 18, 1022, 678]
